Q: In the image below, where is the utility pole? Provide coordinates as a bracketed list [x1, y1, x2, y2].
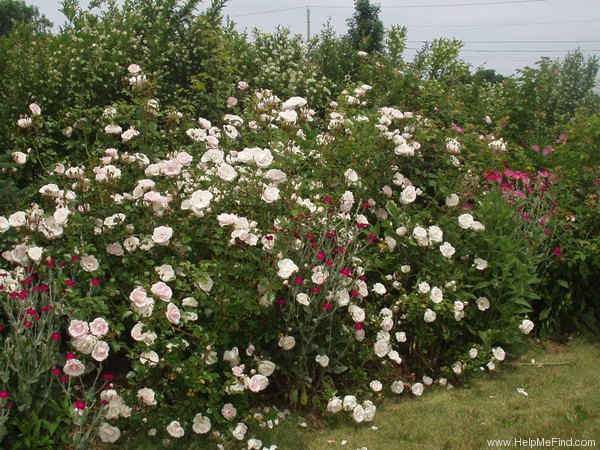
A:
[306, 7, 311, 41]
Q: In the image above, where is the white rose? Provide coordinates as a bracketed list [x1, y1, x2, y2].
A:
[277, 258, 298, 279]
[27, 246, 43, 263]
[492, 347, 506, 361]
[469, 348, 478, 359]
[278, 335, 296, 351]
[373, 283, 386, 295]
[424, 308, 437, 323]
[411, 382, 424, 396]
[192, 414, 211, 434]
[400, 185, 417, 205]
[296, 293, 310, 306]
[446, 194, 459, 207]
[0, 216, 10, 233]
[342, 395, 357, 411]
[370, 380, 383, 392]
[261, 185, 280, 203]
[155, 264, 175, 282]
[98, 422, 121, 443]
[430, 287, 443, 304]
[137, 388, 157, 406]
[344, 168, 359, 184]
[428, 225, 444, 244]
[458, 213, 474, 229]
[474, 258, 488, 270]
[232, 422, 247, 440]
[452, 361, 463, 374]
[72, 334, 97, 354]
[12, 151, 28, 164]
[439, 242, 455, 258]
[327, 396, 343, 413]
[257, 360, 276, 377]
[140, 351, 159, 366]
[152, 226, 173, 246]
[92, 341, 110, 362]
[253, 149, 273, 168]
[8, 211, 26, 227]
[80, 255, 99, 272]
[217, 163, 237, 182]
[315, 354, 329, 367]
[418, 282, 431, 294]
[476, 297, 490, 311]
[352, 405, 365, 423]
[374, 339, 390, 358]
[391, 380, 404, 394]
[166, 421, 185, 438]
[519, 319, 535, 335]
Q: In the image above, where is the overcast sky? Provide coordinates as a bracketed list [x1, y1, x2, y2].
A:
[28, 0, 600, 76]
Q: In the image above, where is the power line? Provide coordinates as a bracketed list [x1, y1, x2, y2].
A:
[229, 0, 551, 17]
[230, 7, 305, 18]
[311, 0, 551, 8]
[406, 18, 600, 27]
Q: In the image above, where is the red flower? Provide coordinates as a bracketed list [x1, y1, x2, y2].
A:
[294, 277, 304, 285]
[23, 320, 33, 328]
[59, 375, 69, 383]
[102, 374, 114, 382]
[71, 256, 81, 261]
[91, 279, 101, 286]
[51, 368, 61, 375]
[47, 259, 56, 267]
[325, 260, 334, 266]
[0, 391, 8, 399]
[316, 251, 326, 261]
[322, 302, 332, 310]
[41, 305, 54, 312]
[324, 196, 332, 204]
[554, 247, 562, 258]
[74, 400, 86, 410]
[354, 322, 363, 330]
[66, 352, 76, 360]
[340, 268, 352, 277]
[311, 287, 321, 294]
[65, 279, 75, 287]
[51, 333, 61, 340]
[276, 298, 286, 306]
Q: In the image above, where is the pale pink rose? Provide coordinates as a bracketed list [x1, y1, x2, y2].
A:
[80, 255, 99, 272]
[92, 341, 110, 362]
[129, 287, 148, 306]
[63, 358, 85, 377]
[68, 320, 89, 339]
[246, 374, 269, 392]
[227, 96, 238, 108]
[176, 151, 193, 165]
[137, 388, 157, 406]
[166, 302, 180, 325]
[151, 281, 172, 302]
[221, 403, 237, 420]
[89, 318, 109, 337]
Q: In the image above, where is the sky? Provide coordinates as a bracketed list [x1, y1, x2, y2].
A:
[27, 0, 600, 76]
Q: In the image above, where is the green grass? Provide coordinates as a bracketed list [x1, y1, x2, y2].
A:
[111, 337, 600, 450]
[259, 337, 600, 450]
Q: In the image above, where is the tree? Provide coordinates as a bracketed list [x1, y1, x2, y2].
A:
[346, 0, 384, 54]
[0, 0, 52, 36]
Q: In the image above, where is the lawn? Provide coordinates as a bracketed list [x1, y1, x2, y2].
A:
[255, 336, 600, 450]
